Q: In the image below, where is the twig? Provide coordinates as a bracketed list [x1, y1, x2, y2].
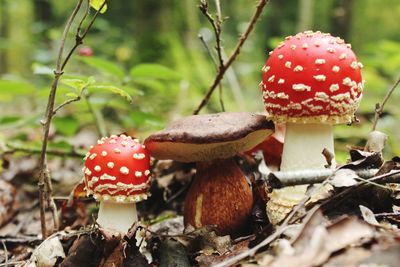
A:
[268, 168, 379, 188]
[193, 0, 269, 114]
[1, 241, 8, 266]
[37, 0, 107, 239]
[371, 76, 400, 131]
[52, 96, 81, 115]
[6, 142, 86, 158]
[321, 169, 400, 211]
[198, 34, 225, 111]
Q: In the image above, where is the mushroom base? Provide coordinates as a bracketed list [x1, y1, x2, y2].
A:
[184, 158, 253, 235]
[97, 201, 138, 233]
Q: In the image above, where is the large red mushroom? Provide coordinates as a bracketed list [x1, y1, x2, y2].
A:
[83, 134, 151, 232]
[260, 31, 364, 224]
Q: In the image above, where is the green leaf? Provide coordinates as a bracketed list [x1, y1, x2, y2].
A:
[0, 80, 35, 102]
[130, 64, 181, 80]
[134, 78, 165, 92]
[88, 85, 132, 102]
[53, 116, 80, 136]
[65, 92, 80, 98]
[89, 0, 107, 13]
[80, 57, 125, 79]
[61, 78, 87, 92]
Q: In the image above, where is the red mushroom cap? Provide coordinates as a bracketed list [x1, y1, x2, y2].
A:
[83, 134, 151, 203]
[260, 31, 364, 124]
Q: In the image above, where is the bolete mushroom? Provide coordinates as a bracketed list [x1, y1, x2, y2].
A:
[83, 134, 151, 233]
[144, 112, 274, 235]
[260, 31, 364, 224]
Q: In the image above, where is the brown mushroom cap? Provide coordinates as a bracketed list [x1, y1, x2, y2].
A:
[144, 112, 274, 162]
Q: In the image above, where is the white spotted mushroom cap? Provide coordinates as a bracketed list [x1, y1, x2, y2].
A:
[83, 134, 151, 203]
[261, 31, 364, 124]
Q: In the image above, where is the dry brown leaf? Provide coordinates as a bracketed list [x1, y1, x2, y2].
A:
[268, 215, 375, 267]
[0, 179, 17, 227]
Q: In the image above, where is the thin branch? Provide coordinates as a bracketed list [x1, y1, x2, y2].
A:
[199, 34, 225, 111]
[193, 0, 269, 114]
[5, 143, 86, 158]
[61, 1, 107, 70]
[38, 0, 84, 239]
[37, 0, 107, 239]
[371, 76, 400, 131]
[52, 96, 81, 115]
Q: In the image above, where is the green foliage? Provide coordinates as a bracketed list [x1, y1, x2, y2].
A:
[130, 64, 181, 80]
[80, 57, 125, 79]
[89, 0, 107, 13]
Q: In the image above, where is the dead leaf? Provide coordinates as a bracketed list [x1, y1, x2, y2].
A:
[359, 205, 381, 227]
[32, 236, 65, 267]
[364, 130, 388, 153]
[269, 215, 375, 267]
[0, 179, 17, 227]
[329, 169, 359, 187]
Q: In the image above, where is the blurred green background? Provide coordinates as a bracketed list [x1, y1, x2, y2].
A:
[0, 0, 399, 163]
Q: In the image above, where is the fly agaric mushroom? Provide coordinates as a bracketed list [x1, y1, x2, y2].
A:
[83, 134, 151, 233]
[260, 31, 364, 224]
[144, 112, 274, 235]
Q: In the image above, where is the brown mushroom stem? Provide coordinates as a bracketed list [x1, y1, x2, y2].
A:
[184, 158, 254, 235]
[97, 202, 138, 233]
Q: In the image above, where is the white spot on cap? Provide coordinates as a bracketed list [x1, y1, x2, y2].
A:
[144, 170, 151, 176]
[314, 41, 321, 47]
[110, 135, 118, 139]
[277, 92, 289, 99]
[109, 139, 116, 144]
[302, 43, 308, 49]
[339, 53, 347, 60]
[94, 165, 101, 172]
[135, 171, 142, 177]
[329, 84, 340, 92]
[332, 66, 340, 73]
[121, 140, 128, 146]
[294, 65, 303, 72]
[142, 145, 146, 149]
[350, 61, 358, 69]
[343, 77, 352, 86]
[358, 62, 364, 68]
[278, 78, 285, 84]
[97, 140, 104, 145]
[120, 166, 129, 175]
[285, 61, 292, 68]
[315, 58, 326, 65]
[262, 65, 270, 72]
[84, 152, 90, 160]
[133, 153, 146, 160]
[101, 151, 107, 156]
[85, 168, 92, 176]
[114, 148, 121, 153]
[107, 162, 114, 169]
[268, 75, 275, 83]
[327, 47, 336, 53]
[292, 84, 311, 92]
[89, 153, 97, 160]
[346, 43, 352, 49]
[269, 51, 273, 55]
[290, 44, 296, 50]
[278, 54, 284, 59]
[313, 75, 326, 81]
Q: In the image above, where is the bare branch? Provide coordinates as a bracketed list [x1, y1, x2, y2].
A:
[193, 0, 269, 115]
[37, 0, 107, 238]
[371, 76, 400, 131]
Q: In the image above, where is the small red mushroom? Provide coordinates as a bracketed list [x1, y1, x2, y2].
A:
[83, 134, 151, 232]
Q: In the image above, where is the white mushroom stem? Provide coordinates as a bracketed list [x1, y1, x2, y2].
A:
[281, 122, 335, 171]
[266, 123, 336, 225]
[96, 201, 138, 233]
